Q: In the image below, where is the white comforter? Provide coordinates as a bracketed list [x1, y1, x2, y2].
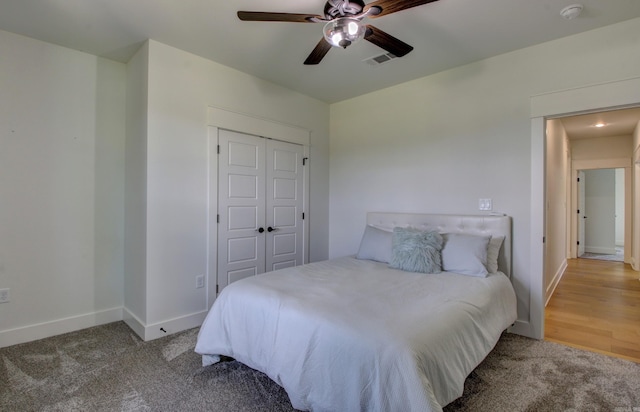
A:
[195, 257, 517, 412]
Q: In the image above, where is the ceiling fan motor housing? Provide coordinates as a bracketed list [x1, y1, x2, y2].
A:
[324, 0, 366, 19]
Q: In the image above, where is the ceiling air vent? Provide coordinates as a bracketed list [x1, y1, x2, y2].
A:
[364, 52, 398, 66]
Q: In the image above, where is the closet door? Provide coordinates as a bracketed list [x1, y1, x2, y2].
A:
[218, 130, 266, 286]
[266, 139, 304, 272]
[218, 130, 305, 291]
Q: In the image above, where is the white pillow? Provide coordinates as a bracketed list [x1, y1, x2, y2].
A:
[486, 235, 504, 274]
[441, 233, 491, 277]
[356, 225, 393, 263]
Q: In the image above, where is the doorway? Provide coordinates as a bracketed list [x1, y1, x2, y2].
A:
[543, 111, 637, 356]
[529, 76, 640, 340]
[570, 158, 633, 264]
[577, 168, 625, 262]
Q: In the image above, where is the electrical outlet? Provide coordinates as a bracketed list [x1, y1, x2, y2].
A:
[0, 288, 9, 303]
[196, 275, 205, 289]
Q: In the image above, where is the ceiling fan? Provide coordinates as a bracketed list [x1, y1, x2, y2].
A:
[237, 0, 440, 65]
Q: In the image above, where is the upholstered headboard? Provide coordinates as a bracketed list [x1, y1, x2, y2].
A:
[366, 212, 512, 278]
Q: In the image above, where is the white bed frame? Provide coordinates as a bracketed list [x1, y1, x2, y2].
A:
[367, 212, 512, 278]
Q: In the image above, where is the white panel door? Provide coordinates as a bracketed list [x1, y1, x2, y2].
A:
[266, 139, 304, 272]
[218, 130, 266, 288]
[218, 131, 304, 292]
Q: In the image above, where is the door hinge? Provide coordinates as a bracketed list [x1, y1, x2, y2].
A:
[217, 214, 220, 223]
[303, 157, 308, 166]
[577, 209, 580, 214]
[577, 241, 580, 245]
[216, 284, 219, 293]
[543, 236, 545, 243]
[217, 145, 220, 154]
[577, 177, 580, 182]
[302, 212, 305, 220]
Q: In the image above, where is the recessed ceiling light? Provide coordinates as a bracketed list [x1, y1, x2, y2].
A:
[560, 4, 583, 20]
[592, 122, 606, 128]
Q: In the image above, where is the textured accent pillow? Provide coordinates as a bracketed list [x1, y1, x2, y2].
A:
[441, 233, 491, 277]
[389, 227, 443, 274]
[486, 235, 505, 274]
[356, 225, 393, 263]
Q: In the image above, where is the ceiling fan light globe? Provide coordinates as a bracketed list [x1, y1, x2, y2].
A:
[347, 21, 360, 35]
[323, 17, 365, 48]
[332, 32, 344, 46]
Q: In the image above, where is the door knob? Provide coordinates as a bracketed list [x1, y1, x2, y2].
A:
[256, 227, 265, 233]
[267, 226, 279, 232]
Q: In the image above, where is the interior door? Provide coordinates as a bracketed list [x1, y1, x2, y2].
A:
[584, 169, 617, 254]
[266, 139, 304, 271]
[578, 170, 586, 256]
[217, 131, 305, 291]
[218, 130, 266, 288]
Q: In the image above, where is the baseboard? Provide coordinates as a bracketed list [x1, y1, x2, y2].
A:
[123, 307, 208, 341]
[545, 259, 567, 306]
[0, 307, 123, 348]
[122, 307, 146, 340]
[508, 319, 540, 339]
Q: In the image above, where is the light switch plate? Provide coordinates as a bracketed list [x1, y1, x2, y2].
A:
[478, 198, 493, 211]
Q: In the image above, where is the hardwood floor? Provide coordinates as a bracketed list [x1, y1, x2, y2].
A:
[545, 258, 640, 363]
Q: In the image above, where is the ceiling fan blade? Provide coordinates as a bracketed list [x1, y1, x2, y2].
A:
[364, 0, 440, 18]
[364, 25, 413, 57]
[304, 38, 332, 65]
[237, 11, 323, 23]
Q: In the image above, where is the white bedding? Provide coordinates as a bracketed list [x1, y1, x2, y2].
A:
[195, 256, 517, 412]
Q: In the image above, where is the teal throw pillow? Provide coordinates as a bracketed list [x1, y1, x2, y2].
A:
[390, 227, 443, 274]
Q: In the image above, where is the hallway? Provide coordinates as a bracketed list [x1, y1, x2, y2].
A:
[545, 258, 640, 363]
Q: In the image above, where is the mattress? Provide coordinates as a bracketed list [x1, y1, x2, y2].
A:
[195, 256, 517, 412]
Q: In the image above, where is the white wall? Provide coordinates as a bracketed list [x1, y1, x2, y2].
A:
[0, 33, 329, 346]
[0, 30, 126, 346]
[124, 40, 330, 339]
[329, 17, 640, 338]
[544, 119, 569, 303]
[123, 41, 149, 335]
[571, 135, 633, 161]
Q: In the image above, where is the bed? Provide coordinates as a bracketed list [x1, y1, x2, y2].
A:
[195, 212, 517, 411]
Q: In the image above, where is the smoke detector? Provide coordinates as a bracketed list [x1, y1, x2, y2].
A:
[560, 4, 583, 20]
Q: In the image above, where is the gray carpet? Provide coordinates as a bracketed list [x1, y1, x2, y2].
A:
[1, 322, 639, 411]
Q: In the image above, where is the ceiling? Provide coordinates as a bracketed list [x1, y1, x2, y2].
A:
[2, 1, 640, 104]
[560, 107, 640, 140]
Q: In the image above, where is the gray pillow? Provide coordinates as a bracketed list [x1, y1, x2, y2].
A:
[486, 235, 504, 274]
[389, 227, 443, 274]
[356, 225, 393, 263]
[441, 233, 491, 277]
